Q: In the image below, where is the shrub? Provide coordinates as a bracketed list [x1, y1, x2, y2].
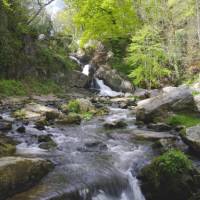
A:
[0, 80, 26, 96]
[67, 100, 80, 113]
[139, 150, 195, 200]
[153, 150, 192, 176]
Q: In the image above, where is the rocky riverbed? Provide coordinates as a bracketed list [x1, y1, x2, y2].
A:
[0, 83, 199, 200]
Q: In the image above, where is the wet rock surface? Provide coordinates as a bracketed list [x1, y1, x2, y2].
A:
[0, 94, 199, 200]
[136, 86, 198, 123]
[181, 125, 200, 154]
[0, 157, 53, 200]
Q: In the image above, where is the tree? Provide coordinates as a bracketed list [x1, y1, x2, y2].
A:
[64, 0, 139, 46]
[127, 25, 171, 89]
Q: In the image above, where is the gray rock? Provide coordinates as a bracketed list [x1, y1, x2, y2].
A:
[16, 126, 26, 133]
[68, 70, 89, 88]
[132, 129, 176, 141]
[0, 157, 53, 200]
[104, 120, 128, 129]
[56, 113, 82, 125]
[0, 119, 12, 131]
[181, 125, 200, 154]
[147, 123, 172, 132]
[136, 86, 198, 123]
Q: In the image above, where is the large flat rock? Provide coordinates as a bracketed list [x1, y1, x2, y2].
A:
[0, 157, 53, 200]
[136, 86, 197, 123]
[132, 129, 176, 141]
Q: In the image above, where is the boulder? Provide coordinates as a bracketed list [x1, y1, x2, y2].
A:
[147, 123, 172, 132]
[0, 134, 16, 157]
[45, 110, 61, 121]
[68, 70, 89, 88]
[95, 65, 134, 93]
[104, 120, 128, 129]
[16, 126, 26, 133]
[134, 88, 160, 100]
[110, 97, 136, 109]
[136, 86, 198, 123]
[181, 125, 200, 154]
[139, 150, 200, 200]
[0, 119, 12, 131]
[13, 103, 59, 121]
[38, 135, 57, 150]
[0, 157, 53, 200]
[34, 119, 47, 130]
[56, 113, 81, 125]
[77, 98, 95, 112]
[132, 129, 176, 141]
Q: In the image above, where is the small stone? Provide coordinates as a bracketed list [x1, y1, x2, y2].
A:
[16, 126, 26, 133]
[104, 120, 127, 129]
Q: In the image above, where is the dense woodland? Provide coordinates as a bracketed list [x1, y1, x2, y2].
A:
[0, 0, 200, 95]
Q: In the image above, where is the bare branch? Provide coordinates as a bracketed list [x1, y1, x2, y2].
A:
[27, 0, 55, 25]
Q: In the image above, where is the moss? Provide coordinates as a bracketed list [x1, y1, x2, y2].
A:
[140, 150, 196, 200]
[166, 114, 200, 128]
[0, 158, 53, 200]
[13, 109, 26, 119]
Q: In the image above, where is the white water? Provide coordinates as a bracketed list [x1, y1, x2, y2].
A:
[95, 78, 123, 97]
[82, 64, 91, 76]
[69, 55, 81, 65]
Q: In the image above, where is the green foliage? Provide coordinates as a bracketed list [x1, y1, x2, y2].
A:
[65, 0, 139, 46]
[0, 79, 64, 97]
[127, 26, 171, 88]
[67, 100, 80, 113]
[24, 80, 63, 95]
[81, 112, 94, 120]
[153, 150, 192, 176]
[0, 80, 26, 97]
[167, 114, 200, 127]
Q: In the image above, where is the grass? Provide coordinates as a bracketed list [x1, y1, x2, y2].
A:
[167, 114, 200, 127]
[0, 79, 64, 97]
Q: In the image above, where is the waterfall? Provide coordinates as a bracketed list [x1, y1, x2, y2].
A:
[82, 64, 91, 76]
[95, 78, 123, 97]
[70, 55, 124, 97]
[69, 55, 81, 65]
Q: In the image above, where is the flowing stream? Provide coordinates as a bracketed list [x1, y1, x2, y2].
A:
[8, 107, 154, 200]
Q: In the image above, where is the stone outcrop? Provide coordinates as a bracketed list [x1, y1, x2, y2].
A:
[136, 86, 198, 123]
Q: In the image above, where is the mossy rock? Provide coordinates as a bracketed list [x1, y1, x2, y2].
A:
[56, 113, 81, 125]
[0, 135, 16, 157]
[139, 150, 200, 200]
[0, 157, 54, 200]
